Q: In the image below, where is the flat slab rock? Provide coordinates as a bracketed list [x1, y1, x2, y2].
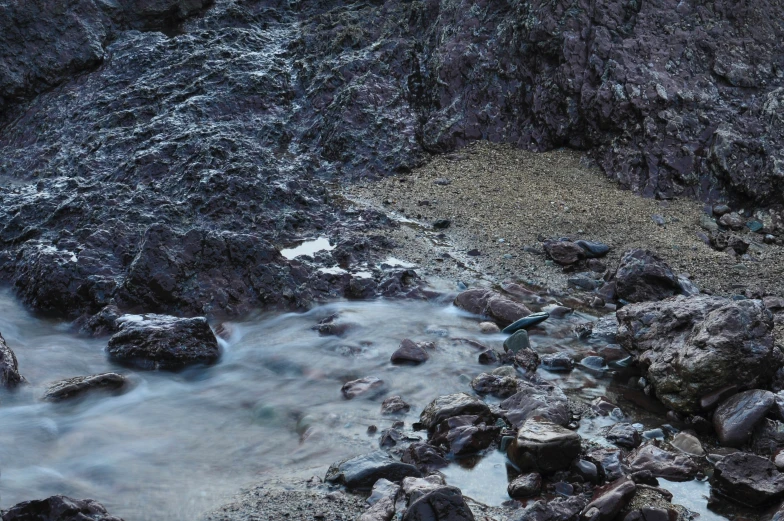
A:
[713, 452, 784, 506]
[106, 314, 220, 371]
[0, 495, 123, 521]
[713, 389, 775, 447]
[0, 331, 24, 388]
[627, 444, 698, 482]
[453, 289, 531, 326]
[325, 450, 422, 490]
[507, 418, 581, 474]
[43, 373, 127, 402]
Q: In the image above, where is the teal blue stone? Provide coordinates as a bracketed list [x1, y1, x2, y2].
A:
[503, 330, 531, 353]
[747, 220, 764, 233]
[502, 312, 549, 334]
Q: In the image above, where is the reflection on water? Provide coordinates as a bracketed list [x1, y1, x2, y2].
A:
[0, 289, 728, 520]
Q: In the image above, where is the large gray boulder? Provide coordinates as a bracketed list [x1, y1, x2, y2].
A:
[617, 295, 780, 413]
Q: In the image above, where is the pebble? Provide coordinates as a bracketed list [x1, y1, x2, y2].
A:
[651, 214, 665, 226]
[478, 322, 500, 334]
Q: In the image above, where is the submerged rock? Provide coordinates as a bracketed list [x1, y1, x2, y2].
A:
[712, 452, 784, 506]
[507, 418, 581, 474]
[326, 451, 421, 490]
[106, 314, 220, 370]
[342, 377, 385, 400]
[0, 332, 24, 388]
[617, 295, 779, 413]
[381, 396, 411, 415]
[713, 389, 775, 447]
[0, 495, 123, 521]
[454, 289, 531, 326]
[43, 373, 127, 402]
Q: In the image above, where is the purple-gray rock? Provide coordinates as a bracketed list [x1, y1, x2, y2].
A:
[381, 395, 411, 415]
[454, 289, 531, 327]
[431, 415, 499, 456]
[391, 339, 430, 365]
[507, 419, 581, 474]
[712, 452, 784, 506]
[617, 295, 780, 413]
[471, 373, 519, 398]
[500, 380, 571, 428]
[575, 241, 610, 259]
[580, 478, 637, 521]
[401, 486, 475, 521]
[418, 393, 491, 431]
[751, 419, 784, 456]
[606, 423, 642, 449]
[0, 331, 24, 388]
[106, 314, 220, 371]
[325, 451, 422, 490]
[713, 389, 775, 448]
[342, 377, 385, 400]
[544, 241, 585, 266]
[613, 250, 681, 303]
[42, 373, 127, 402]
[627, 444, 698, 482]
[401, 442, 449, 473]
[507, 496, 587, 521]
[0, 495, 123, 521]
[508, 472, 543, 499]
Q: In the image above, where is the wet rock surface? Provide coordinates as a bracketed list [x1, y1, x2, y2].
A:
[42, 373, 127, 402]
[713, 389, 775, 448]
[507, 418, 581, 474]
[418, 393, 492, 432]
[0, 495, 124, 521]
[617, 295, 780, 413]
[627, 445, 698, 482]
[0, 331, 24, 388]
[612, 249, 681, 303]
[453, 289, 530, 327]
[325, 451, 422, 491]
[712, 452, 784, 506]
[391, 339, 430, 365]
[106, 314, 220, 370]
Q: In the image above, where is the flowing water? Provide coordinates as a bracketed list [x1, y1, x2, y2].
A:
[0, 288, 729, 520]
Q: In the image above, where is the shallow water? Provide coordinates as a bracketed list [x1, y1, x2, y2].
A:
[0, 289, 728, 520]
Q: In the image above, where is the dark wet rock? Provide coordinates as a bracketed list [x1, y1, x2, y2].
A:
[511, 347, 541, 373]
[0, 331, 24, 388]
[342, 377, 385, 400]
[541, 353, 574, 373]
[508, 472, 543, 499]
[627, 444, 698, 482]
[580, 478, 637, 521]
[106, 314, 219, 370]
[617, 295, 780, 413]
[507, 419, 581, 474]
[670, 432, 704, 457]
[360, 478, 400, 521]
[391, 339, 430, 365]
[478, 349, 499, 365]
[401, 486, 475, 521]
[432, 219, 451, 230]
[580, 356, 607, 373]
[382, 396, 411, 415]
[588, 449, 626, 482]
[42, 373, 126, 402]
[575, 241, 610, 259]
[504, 330, 530, 354]
[606, 424, 642, 449]
[714, 205, 732, 216]
[500, 380, 571, 428]
[712, 452, 784, 506]
[0, 495, 123, 521]
[572, 460, 599, 484]
[471, 373, 518, 398]
[325, 451, 422, 491]
[379, 428, 419, 449]
[431, 415, 499, 456]
[544, 241, 585, 266]
[751, 419, 784, 456]
[507, 496, 587, 521]
[613, 250, 681, 303]
[401, 442, 449, 473]
[622, 507, 677, 521]
[576, 315, 618, 345]
[568, 275, 600, 292]
[713, 389, 775, 447]
[502, 312, 549, 334]
[454, 289, 530, 327]
[419, 393, 491, 432]
[596, 345, 629, 363]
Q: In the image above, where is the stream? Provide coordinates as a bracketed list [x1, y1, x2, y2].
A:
[0, 286, 728, 520]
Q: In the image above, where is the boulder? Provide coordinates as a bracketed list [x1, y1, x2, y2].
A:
[627, 445, 698, 482]
[0, 495, 123, 521]
[617, 295, 780, 413]
[325, 451, 422, 490]
[106, 314, 220, 370]
[712, 452, 784, 506]
[342, 377, 385, 399]
[401, 486, 475, 521]
[580, 478, 637, 521]
[508, 472, 542, 499]
[500, 380, 571, 427]
[454, 289, 531, 326]
[713, 389, 775, 447]
[42, 373, 127, 402]
[507, 419, 581, 474]
[613, 250, 681, 303]
[0, 332, 24, 388]
[418, 393, 491, 431]
[391, 339, 429, 365]
[431, 415, 500, 456]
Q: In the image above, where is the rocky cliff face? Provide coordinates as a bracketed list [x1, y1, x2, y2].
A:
[0, 0, 782, 321]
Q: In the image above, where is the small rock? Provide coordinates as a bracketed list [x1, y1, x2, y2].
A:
[401, 442, 449, 472]
[713, 204, 731, 216]
[651, 214, 665, 226]
[503, 330, 531, 354]
[508, 472, 543, 499]
[454, 288, 531, 327]
[613, 249, 680, 303]
[670, 432, 704, 457]
[606, 423, 642, 449]
[0, 332, 24, 388]
[431, 415, 499, 456]
[575, 240, 610, 258]
[478, 322, 500, 334]
[501, 381, 571, 427]
[381, 395, 411, 415]
[719, 212, 746, 230]
[433, 178, 451, 186]
[42, 373, 127, 402]
[700, 214, 719, 233]
[342, 377, 385, 399]
[747, 220, 764, 233]
[419, 393, 491, 431]
[580, 477, 637, 521]
[391, 339, 430, 365]
[478, 349, 499, 365]
[326, 451, 422, 490]
[401, 486, 474, 521]
[572, 459, 599, 484]
[471, 373, 519, 398]
[713, 389, 775, 447]
[541, 353, 574, 372]
[627, 444, 698, 482]
[507, 418, 581, 473]
[544, 240, 585, 265]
